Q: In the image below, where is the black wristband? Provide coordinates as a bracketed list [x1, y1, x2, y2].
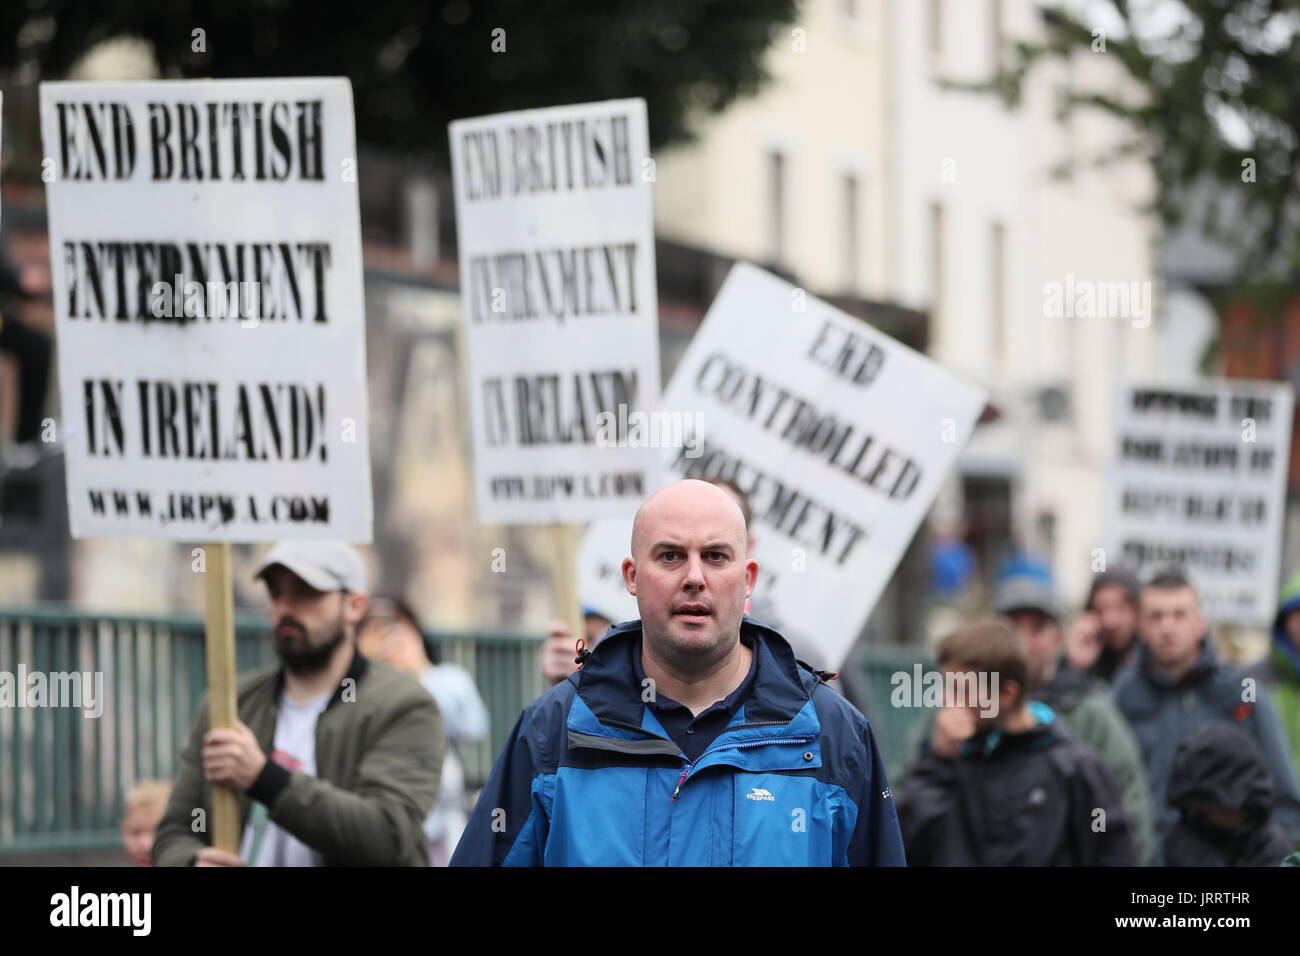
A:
[247, 757, 292, 806]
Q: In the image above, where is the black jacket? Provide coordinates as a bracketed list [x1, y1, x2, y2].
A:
[896, 702, 1137, 866]
[1163, 721, 1298, 867]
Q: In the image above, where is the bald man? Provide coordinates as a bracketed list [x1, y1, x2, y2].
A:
[452, 480, 905, 866]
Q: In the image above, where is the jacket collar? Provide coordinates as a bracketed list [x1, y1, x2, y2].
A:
[1270, 629, 1300, 681]
[1137, 634, 1217, 688]
[270, 645, 369, 711]
[961, 700, 1059, 758]
[574, 615, 813, 731]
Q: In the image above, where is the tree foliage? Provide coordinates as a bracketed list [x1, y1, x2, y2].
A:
[989, 0, 1300, 291]
[0, 0, 799, 159]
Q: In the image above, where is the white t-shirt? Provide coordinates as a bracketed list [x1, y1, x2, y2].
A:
[240, 688, 332, 867]
[419, 665, 489, 850]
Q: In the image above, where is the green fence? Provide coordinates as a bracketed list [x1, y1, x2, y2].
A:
[0, 606, 928, 855]
[0, 607, 545, 855]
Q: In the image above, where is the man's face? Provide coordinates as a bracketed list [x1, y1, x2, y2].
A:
[1284, 609, 1300, 649]
[1092, 583, 1138, 650]
[357, 600, 421, 669]
[1008, 609, 1062, 686]
[263, 566, 354, 675]
[623, 481, 757, 672]
[584, 613, 613, 644]
[1139, 585, 1205, 671]
[939, 663, 1010, 727]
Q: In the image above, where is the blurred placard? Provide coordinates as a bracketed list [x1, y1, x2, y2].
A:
[1104, 380, 1294, 625]
[449, 98, 662, 525]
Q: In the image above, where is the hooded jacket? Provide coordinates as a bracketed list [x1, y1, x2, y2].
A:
[1163, 721, 1297, 866]
[1112, 637, 1300, 864]
[1265, 572, 1300, 770]
[893, 662, 1155, 863]
[896, 701, 1138, 866]
[1033, 666, 1155, 864]
[450, 617, 906, 866]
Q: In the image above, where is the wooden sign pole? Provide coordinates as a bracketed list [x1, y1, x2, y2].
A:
[202, 541, 240, 852]
[549, 524, 585, 654]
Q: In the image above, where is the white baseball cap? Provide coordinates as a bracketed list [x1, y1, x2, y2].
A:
[254, 541, 367, 594]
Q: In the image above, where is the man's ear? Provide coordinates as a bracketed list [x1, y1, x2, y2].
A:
[621, 557, 637, 596]
[344, 591, 369, 626]
[998, 676, 1019, 712]
[744, 558, 759, 598]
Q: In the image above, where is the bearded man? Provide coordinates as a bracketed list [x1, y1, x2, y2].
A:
[153, 541, 443, 866]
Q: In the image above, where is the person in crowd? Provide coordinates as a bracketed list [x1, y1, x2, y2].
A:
[358, 594, 488, 865]
[1163, 721, 1298, 866]
[1112, 569, 1300, 864]
[121, 779, 171, 866]
[153, 541, 443, 867]
[1263, 571, 1300, 770]
[993, 574, 1156, 864]
[1066, 569, 1142, 683]
[541, 605, 614, 686]
[0, 137, 53, 466]
[452, 479, 904, 866]
[896, 617, 1137, 866]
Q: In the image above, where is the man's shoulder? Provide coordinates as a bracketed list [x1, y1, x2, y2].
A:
[1071, 683, 1129, 726]
[806, 674, 869, 734]
[524, 675, 580, 727]
[1110, 662, 1158, 713]
[1042, 732, 1117, 784]
[235, 663, 280, 698]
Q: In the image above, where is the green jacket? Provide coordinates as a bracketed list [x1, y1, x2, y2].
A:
[154, 650, 443, 867]
[1269, 572, 1300, 771]
[896, 665, 1156, 864]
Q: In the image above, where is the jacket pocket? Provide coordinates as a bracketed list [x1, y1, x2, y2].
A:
[731, 772, 843, 866]
[547, 765, 649, 866]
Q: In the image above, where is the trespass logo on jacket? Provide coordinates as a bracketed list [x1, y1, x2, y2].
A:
[450, 617, 907, 867]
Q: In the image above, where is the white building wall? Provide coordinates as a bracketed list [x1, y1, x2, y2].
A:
[654, 0, 888, 298]
[652, 0, 1163, 610]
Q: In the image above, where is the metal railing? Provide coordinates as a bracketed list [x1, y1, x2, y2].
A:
[0, 606, 925, 855]
[0, 607, 545, 855]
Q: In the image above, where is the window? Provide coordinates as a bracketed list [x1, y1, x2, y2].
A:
[989, 0, 1004, 73]
[930, 201, 945, 330]
[767, 150, 786, 266]
[929, 0, 943, 59]
[842, 174, 860, 290]
[990, 220, 1006, 364]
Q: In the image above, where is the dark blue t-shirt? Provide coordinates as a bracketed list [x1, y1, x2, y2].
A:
[631, 634, 758, 762]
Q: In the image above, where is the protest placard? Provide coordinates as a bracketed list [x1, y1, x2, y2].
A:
[41, 78, 372, 542]
[449, 98, 662, 527]
[1104, 379, 1294, 625]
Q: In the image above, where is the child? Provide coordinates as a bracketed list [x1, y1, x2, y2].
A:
[897, 617, 1137, 866]
[121, 780, 172, 866]
[1164, 721, 1298, 866]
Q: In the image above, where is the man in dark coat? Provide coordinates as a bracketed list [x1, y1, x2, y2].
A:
[897, 617, 1137, 866]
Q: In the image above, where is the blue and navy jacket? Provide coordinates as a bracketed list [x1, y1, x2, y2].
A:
[450, 617, 907, 866]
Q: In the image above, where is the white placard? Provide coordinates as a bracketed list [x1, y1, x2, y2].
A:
[581, 263, 986, 668]
[449, 99, 662, 525]
[41, 79, 372, 541]
[1104, 380, 1294, 625]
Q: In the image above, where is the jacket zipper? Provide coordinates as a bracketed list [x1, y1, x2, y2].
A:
[671, 736, 814, 801]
